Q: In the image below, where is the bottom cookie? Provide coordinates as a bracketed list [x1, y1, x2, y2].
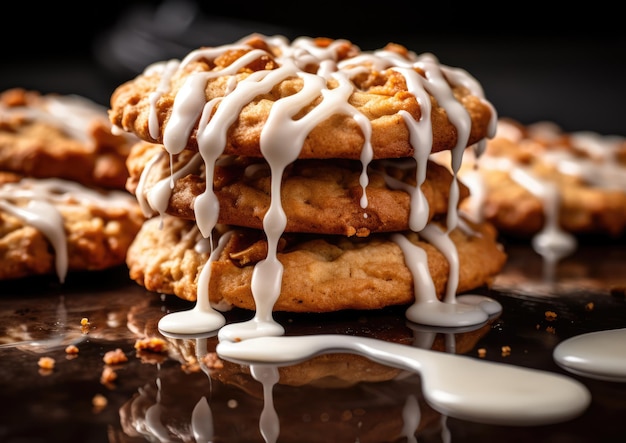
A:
[127, 216, 506, 313]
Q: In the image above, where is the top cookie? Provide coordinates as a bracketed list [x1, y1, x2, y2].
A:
[109, 34, 496, 161]
[0, 88, 138, 190]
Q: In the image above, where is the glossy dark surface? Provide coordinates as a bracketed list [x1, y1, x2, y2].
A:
[1, 239, 625, 443]
[1, 3, 625, 441]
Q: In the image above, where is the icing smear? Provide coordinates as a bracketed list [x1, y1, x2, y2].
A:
[129, 33, 502, 339]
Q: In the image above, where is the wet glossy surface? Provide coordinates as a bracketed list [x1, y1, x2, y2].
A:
[0, 239, 625, 442]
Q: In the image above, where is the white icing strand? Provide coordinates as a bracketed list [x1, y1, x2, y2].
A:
[0, 199, 68, 282]
[135, 149, 166, 218]
[418, 223, 459, 304]
[0, 178, 139, 283]
[416, 55, 471, 232]
[394, 64, 433, 232]
[157, 227, 232, 335]
[1, 92, 130, 148]
[393, 223, 499, 327]
[148, 153, 203, 226]
[162, 49, 276, 156]
[148, 59, 181, 140]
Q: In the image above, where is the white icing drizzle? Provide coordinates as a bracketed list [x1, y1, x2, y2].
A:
[157, 224, 231, 335]
[143, 34, 499, 339]
[463, 119, 626, 266]
[1, 91, 139, 150]
[0, 178, 138, 283]
[1, 93, 104, 146]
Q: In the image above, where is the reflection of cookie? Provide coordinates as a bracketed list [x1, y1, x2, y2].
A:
[126, 216, 506, 311]
[453, 118, 626, 237]
[126, 140, 468, 237]
[0, 176, 144, 282]
[120, 303, 494, 442]
[109, 35, 495, 161]
[0, 88, 137, 190]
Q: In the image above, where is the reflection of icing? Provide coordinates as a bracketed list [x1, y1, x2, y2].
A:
[402, 394, 421, 443]
[553, 328, 626, 382]
[217, 334, 591, 426]
[0, 178, 138, 282]
[133, 34, 500, 337]
[250, 365, 280, 443]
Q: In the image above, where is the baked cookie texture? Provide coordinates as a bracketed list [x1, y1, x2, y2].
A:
[0, 175, 144, 282]
[0, 88, 137, 190]
[113, 33, 507, 313]
[0, 89, 145, 282]
[453, 118, 626, 238]
[126, 216, 506, 312]
[126, 140, 469, 237]
[109, 37, 494, 161]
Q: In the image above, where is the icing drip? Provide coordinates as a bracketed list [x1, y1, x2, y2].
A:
[0, 178, 138, 283]
[463, 119, 626, 266]
[140, 34, 499, 336]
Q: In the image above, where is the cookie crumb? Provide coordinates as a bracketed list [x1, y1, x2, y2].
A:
[544, 311, 557, 321]
[202, 352, 224, 370]
[100, 366, 118, 384]
[134, 337, 168, 353]
[92, 394, 108, 413]
[584, 302, 594, 311]
[477, 348, 487, 358]
[38, 356, 55, 370]
[65, 344, 79, 355]
[501, 345, 511, 357]
[103, 348, 128, 365]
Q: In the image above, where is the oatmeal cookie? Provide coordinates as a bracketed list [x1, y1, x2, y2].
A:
[109, 34, 495, 161]
[0, 175, 144, 282]
[126, 141, 469, 237]
[0, 88, 137, 190]
[126, 216, 506, 312]
[455, 118, 626, 237]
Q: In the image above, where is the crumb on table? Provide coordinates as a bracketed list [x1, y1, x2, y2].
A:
[103, 348, 128, 365]
[134, 337, 168, 353]
[38, 356, 55, 370]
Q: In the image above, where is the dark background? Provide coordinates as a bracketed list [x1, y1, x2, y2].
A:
[2, 0, 625, 136]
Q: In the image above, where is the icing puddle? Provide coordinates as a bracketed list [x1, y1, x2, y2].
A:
[553, 328, 626, 382]
[216, 333, 591, 427]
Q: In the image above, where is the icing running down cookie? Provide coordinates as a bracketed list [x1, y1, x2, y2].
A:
[0, 88, 144, 283]
[438, 118, 626, 262]
[0, 174, 144, 282]
[111, 33, 505, 335]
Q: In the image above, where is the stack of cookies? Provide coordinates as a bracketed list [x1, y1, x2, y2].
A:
[0, 88, 144, 282]
[110, 34, 507, 313]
